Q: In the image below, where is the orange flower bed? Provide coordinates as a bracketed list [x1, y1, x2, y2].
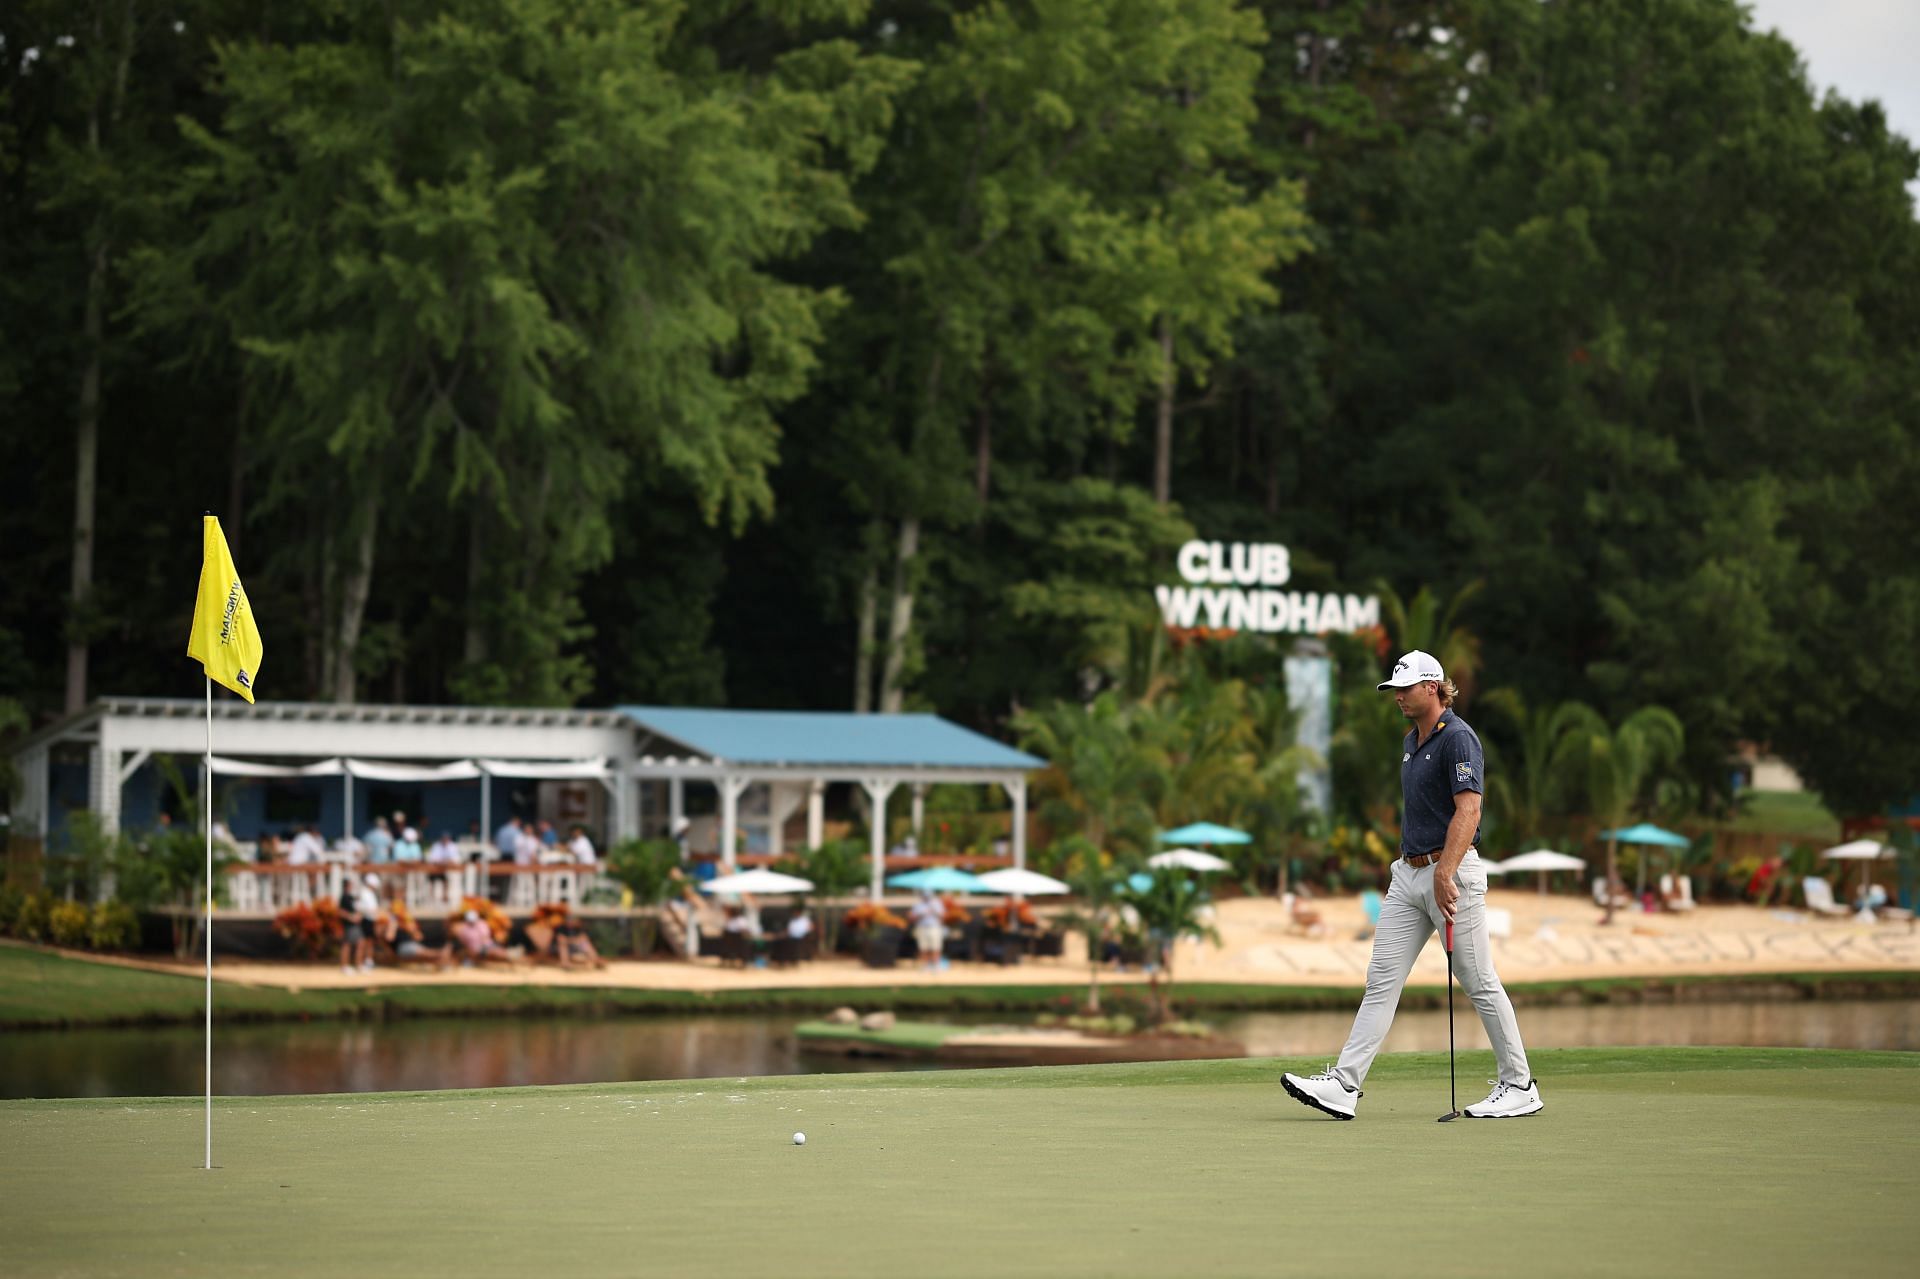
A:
[530, 902, 572, 929]
[381, 900, 422, 941]
[940, 894, 971, 925]
[985, 900, 1037, 930]
[451, 896, 512, 942]
[842, 901, 907, 930]
[274, 898, 344, 959]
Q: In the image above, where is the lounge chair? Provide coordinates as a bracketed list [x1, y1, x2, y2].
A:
[1800, 876, 1851, 918]
[1658, 874, 1696, 912]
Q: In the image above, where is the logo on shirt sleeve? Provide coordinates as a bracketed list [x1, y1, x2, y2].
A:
[1455, 761, 1475, 781]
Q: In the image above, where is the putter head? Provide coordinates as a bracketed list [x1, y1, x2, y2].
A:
[1437, 1110, 1463, 1122]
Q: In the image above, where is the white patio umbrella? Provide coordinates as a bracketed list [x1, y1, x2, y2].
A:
[699, 868, 815, 895]
[1148, 848, 1233, 873]
[1493, 849, 1588, 895]
[1820, 839, 1889, 911]
[972, 868, 1072, 896]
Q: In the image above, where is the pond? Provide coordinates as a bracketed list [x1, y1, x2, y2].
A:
[3, 998, 1913, 1100]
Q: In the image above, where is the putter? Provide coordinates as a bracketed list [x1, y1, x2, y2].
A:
[1437, 918, 1461, 1122]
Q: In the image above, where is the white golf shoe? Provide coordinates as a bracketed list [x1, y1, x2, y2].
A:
[1281, 1068, 1361, 1120]
[1464, 1078, 1543, 1118]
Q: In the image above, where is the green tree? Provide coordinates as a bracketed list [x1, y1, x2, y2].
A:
[1478, 689, 1605, 851]
[1117, 868, 1220, 1023]
[604, 837, 683, 956]
[1016, 691, 1167, 862]
[1565, 706, 1686, 925]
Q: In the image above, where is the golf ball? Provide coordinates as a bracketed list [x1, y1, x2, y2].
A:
[792, 1132, 806, 1145]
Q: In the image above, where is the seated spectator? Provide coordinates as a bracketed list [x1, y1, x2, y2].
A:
[451, 910, 513, 965]
[393, 827, 423, 863]
[1854, 883, 1890, 913]
[363, 817, 394, 864]
[786, 910, 815, 940]
[257, 832, 284, 864]
[722, 904, 758, 938]
[377, 897, 450, 970]
[567, 825, 597, 866]
[554, 914, 607, 970]
[427, 832, 461, 866]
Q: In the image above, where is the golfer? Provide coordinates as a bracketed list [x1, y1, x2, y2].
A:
[1282, 650, 1541, 1119]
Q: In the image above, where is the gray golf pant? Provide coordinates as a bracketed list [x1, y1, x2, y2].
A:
[1332, 851, 1531, 1091]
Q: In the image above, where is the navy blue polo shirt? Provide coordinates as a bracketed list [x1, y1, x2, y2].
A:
[1400, 711, 1484, 857]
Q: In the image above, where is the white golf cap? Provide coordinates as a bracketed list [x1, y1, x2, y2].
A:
[1377, 649, 1445, 690]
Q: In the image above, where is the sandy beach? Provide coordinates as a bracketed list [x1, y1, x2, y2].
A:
[118, 889, 1920, 994]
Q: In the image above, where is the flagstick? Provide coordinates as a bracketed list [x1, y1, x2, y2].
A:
[204, 674, 213, 1171]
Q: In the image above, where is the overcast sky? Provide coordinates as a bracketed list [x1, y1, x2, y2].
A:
[1741, 0, 1920, 201]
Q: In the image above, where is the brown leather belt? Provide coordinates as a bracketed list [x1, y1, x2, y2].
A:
[1404, 848, 1474, 868]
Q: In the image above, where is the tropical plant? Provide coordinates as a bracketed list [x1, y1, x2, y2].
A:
[48, 900, 92, 948]
[1479, 689, 1607, 850]
[1374, 579, 1485, 704]
[1564, 706, 1688, 924]
[604, 837, 683, 956]
[786, 837, 872, 955]
[1016, 692, 1167, 861]
[13, 892, 50, 942]
[1116, 871, 1221, 1025]
[1046, 835, 1132, 1014]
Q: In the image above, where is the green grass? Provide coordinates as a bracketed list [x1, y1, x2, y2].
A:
[1724, 789, 1841, 840]
[1, 1048, 1914, 1278]
[6, 943, 1920, 1031]
[793, 1019, 963, 1051]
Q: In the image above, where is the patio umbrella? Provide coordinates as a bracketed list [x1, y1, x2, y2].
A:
[1157, 822, 1252, 845]
[1148, 848, 1233, 873]
[1820, 838, 1889, 911]
[1600, 823, 1692, 897]
[699, 868, 814, 895]
[887, 866, 988, 893]
[971, 868, 1072, 896]
[1126, 872, 1155, 893]
[1493, 849, 1588, 895]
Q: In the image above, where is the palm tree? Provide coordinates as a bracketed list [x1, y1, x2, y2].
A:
[1566, 706, 1687, 924]
[1479, 689, 1606, 850]
[1375, 578, 1485, 704]
[1015, 692, 1165, 861]
[1051, 836, 1130, 1014]
[1118, 870, 1221, 1024]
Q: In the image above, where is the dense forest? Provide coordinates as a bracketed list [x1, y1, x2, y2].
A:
[4, 0, 1917, 837]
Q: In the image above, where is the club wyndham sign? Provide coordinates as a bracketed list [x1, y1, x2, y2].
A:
[1155, 540, 1379, 635]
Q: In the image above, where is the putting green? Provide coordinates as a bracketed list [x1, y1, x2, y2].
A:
[3, 1048, 1914, 1277]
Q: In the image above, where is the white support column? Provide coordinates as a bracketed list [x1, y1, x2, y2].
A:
[343, 773, 354, 846]
[718, 775, 750, 871]
[860, 777, 898, 899]
[806, 780, 825, 851]
[618, 768, 642, 844]
[669, 778, 685, 834]
[1003, 777, 1028, 870]
[91, 742, 123, 837]
[910, 783, 926, 845]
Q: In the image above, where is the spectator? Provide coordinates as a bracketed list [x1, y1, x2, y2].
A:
[377, 895, 450, 970]
[289, 825, 324, 866]
[554, 914, 607, 970]
[537, 819, 559, 848]
[393, 826, 423, 863]
[355, 874, 382, 970]
[428, 832, 461, 866]
[909, 891, 946, 971]
[390, 811, 408, 843]
[567, 825, 597, 865]
[258, 832, 284, 864]
[210, 819, 236, 851]
[670, 816, 691, 861]
[494, 815, 523, 862]
[514, 823, 542, 866]
[335, 830, 366, 860]
[786, 910, 815, 941]
[1748, 854, 1787, 907]
[363, 816, 394, 864]
[337, 873, 368, 973]
[451, 909, 512, 965]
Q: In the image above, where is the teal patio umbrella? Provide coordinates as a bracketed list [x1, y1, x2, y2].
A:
[1600, 823, 1692, 899]
[1157, 822, 1252, 846]
[887, 866, 987, 893]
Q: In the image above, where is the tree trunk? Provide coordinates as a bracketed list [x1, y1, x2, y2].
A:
[852, 547, 879, 713]
[1152, 315, 1175, 505]
[330, 495, 380, 702]
[1603, 836, 1619, 926]
[974, 394, 993, 507]
[463, 506, 488, 669]
[1085, 949, 1102, 1014]
[878, 516, 919, 713]
[65, 1, 137, 716]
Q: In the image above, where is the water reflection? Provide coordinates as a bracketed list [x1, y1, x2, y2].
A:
[2, 999, 1912, 1100]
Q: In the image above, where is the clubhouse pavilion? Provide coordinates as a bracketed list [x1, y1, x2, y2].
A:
[6, 698, 1042, 900]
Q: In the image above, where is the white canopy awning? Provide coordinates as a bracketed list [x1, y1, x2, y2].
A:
[208, 756, 346, 778]
[477, 758, 609, 780]
[343, 759, 483, 782]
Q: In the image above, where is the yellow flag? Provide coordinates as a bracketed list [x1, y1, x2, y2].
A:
[186, 516, 263, 703]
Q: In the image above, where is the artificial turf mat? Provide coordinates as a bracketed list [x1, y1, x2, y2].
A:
[2, 1047, 1914, 1278]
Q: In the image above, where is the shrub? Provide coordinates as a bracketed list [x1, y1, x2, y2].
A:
[13, 892, 50, 942]
[0, 882, 23, 935]
[89, 901, 141, 951]
[48, 900, 92, 948]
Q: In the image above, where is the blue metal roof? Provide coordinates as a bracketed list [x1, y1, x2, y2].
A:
[614, 706, 1043, 771]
